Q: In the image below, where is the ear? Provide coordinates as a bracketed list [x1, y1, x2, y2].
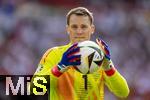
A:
[91, 24, 95, 34]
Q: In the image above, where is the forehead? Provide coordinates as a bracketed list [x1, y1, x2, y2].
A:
[69, 14, 91, 25]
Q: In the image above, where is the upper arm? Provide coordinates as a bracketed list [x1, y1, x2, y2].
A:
[35, 48, 59, 75]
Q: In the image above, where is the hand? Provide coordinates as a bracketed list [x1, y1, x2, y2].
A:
[96, 37, 111, 70]
[96, 37, 110, 60]
[58, 43, 81, 72]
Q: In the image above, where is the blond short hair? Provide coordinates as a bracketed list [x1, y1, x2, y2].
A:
[66, 7, 94, 25]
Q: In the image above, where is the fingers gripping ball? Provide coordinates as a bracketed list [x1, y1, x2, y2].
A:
[96, 38, 110, 60]
[96, 37, 113, 71]
[58, 43, 81, 72]
[74, 41, 104, 74]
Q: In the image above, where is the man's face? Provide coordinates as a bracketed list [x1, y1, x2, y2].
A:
[66, 14, 95, 43]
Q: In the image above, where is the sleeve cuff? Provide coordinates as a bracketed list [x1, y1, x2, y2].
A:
[51, 65, 63, 77]
[104, 67, 116, 76]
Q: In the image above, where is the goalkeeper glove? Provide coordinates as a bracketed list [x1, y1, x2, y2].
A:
[96, 37, 116, 76]
[52, 43, 81, 77]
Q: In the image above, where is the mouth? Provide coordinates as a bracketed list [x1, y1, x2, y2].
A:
[74, 37, 85, 38]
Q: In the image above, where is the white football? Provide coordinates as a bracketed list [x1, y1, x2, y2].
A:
[74, 40, 104, 74]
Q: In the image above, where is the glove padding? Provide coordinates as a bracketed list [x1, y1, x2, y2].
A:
[96, 37, 111, 70]
[96, 37, 110, 60]
[58, 43, 81, 72]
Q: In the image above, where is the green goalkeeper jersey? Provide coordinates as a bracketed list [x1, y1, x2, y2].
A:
[33, 43, 129, 100]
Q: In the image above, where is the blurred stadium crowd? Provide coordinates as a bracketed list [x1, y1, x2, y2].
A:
[0, 0, 150, 100]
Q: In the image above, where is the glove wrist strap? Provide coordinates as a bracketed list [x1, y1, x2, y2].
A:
[51, 65, 63, 77]
[105, 66, 116, 76]
[58, 63, 68, 72]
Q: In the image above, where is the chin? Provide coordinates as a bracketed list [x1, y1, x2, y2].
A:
[75, 40, 86, 43]
[73, 38, 90, 43]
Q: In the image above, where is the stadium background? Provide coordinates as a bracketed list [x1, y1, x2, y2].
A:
[0, 0, 150, 99]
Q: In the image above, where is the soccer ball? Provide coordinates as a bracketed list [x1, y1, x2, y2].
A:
[74, 40, 104, 74]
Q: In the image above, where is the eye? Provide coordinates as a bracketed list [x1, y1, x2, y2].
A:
[81, 25, 88, 29]
[71, 25, 78, 29]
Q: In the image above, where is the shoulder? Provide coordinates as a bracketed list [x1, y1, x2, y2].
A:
[54, 43, 71, 51]
[45, 43, 71, 54]
[40, 44, 71, 62]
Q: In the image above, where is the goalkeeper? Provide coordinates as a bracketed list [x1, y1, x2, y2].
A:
[33, 7, 129, 100]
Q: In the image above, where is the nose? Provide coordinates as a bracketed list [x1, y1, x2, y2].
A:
[76, 28, 83, 35]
